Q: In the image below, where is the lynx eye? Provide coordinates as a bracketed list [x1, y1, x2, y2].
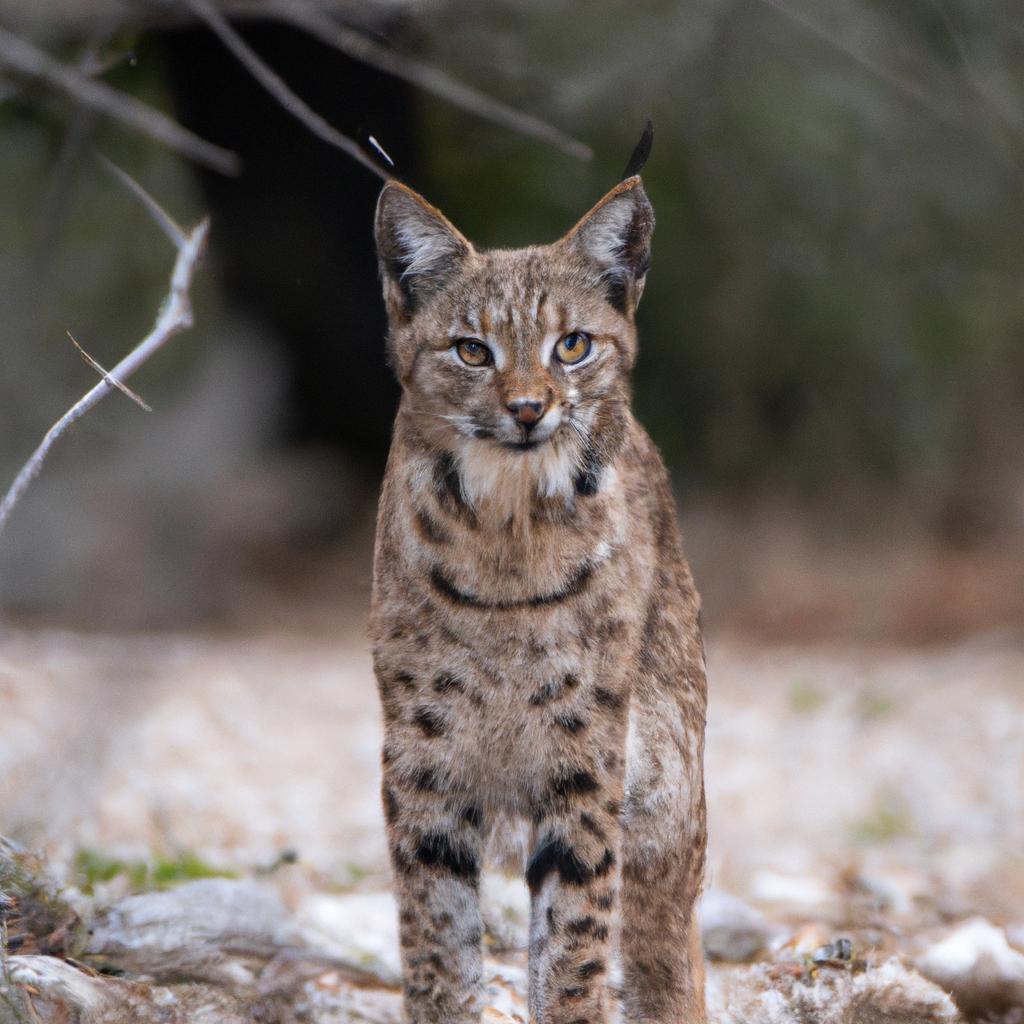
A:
[454, 338, 493, 367]
[554, 331, 593, 366]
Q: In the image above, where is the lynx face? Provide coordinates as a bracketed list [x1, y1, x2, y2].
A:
[375, 178, 654, 516]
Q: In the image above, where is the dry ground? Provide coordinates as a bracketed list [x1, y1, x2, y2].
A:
[1, 621, 1023, 1021]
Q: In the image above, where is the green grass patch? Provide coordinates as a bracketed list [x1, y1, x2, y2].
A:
[857, 689, 898, 722]
[850, 795, 914, 844]
[789, 678, 827, 714]
[74, 849, 236, 894]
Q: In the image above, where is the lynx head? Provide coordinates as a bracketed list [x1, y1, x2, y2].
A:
[374, 175, 654, 514]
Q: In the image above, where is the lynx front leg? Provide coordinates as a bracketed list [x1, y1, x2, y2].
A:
[620, 702, 707, 1024]
[383, 768, 486, 1024]
[526, 768, 624, 1024]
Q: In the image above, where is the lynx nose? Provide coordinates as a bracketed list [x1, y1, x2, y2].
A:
[506, 397, 547, 429]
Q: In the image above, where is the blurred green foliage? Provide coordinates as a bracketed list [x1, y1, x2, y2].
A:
[418, 0, 1024, 532]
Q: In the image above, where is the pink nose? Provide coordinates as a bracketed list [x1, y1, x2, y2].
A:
[506, 398, 546, 428]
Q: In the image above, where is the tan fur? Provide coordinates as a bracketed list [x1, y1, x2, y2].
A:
[370, 175, 707, 1023]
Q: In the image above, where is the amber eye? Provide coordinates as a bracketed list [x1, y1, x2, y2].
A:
[554, 331, 593, 365]
[454, 338, 493, 367]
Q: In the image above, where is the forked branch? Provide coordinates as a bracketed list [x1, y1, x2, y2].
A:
[0, 168, 209, 537]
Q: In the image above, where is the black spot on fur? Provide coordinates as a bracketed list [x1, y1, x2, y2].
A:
[574, 443, 603, 496]
[551, 769, 599, 801]
[579, 813, 606, 840]
[594, 849, 615, 876]
[526, 837, 615, 893]
[433, 672, 465, 694]
[594, 687, 625, 712]
[578, 959, 605, 979]
[395, 671, 415, 689]
[594, 892, 614, 911]
[413, 706, 447, 738]
[410, 767, 442, 792]
[561, 986, 587, 1000]
[384, 788, 399, 824]
[462, 805, 483, 829]
[555, 714, 588, 735]
[413, 508, 450, 545]
[390, 846, 412, 875]
[593, 925, 609, 941]
[434, 453, 475, 523]
[596, 618, 628, 642]
[530, 682, 558, 706]
[566, 917, 596, 936]
[414, 833, 479, 881]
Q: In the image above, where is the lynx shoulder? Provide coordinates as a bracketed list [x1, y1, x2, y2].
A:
[369, 163, 707, 1024]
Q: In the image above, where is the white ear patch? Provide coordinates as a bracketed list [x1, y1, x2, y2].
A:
[397, 217, 463, 280]
[579, 199, 635, 270]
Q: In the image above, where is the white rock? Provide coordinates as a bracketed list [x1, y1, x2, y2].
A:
[86, 878, 296, 983]
[749, 871, 837, 914]
[481, 873, 530, 951]
[711, 957, 959, 1024]
[917, 916, 1024, 1016]
[294, 891, 401, 984]
[700, 888, 778, 962]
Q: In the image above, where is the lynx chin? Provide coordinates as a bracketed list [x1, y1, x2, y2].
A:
[369, 159, 708, 1024]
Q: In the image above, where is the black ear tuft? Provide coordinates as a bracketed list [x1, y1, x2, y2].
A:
[621, 120, 654, 180]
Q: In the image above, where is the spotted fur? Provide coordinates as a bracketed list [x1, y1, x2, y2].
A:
[370, 175, 707, 1024]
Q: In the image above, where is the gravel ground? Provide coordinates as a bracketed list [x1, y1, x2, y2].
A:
[1, 623, 1023, 1021]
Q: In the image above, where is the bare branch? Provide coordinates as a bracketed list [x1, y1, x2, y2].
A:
[263, 0, 593, 161]
[0, 26, 240, 175]
[97, 154, 187, 247]
[182, 0, 388, 178]
[0, 173, 209, 536]
[66, 331, 153, 412]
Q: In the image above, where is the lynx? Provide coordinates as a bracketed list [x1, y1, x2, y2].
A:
[369, 146, 708, 1024]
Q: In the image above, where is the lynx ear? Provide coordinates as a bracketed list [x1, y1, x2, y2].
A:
[374, 180, 472, 319]
[564, 177, 654, 313]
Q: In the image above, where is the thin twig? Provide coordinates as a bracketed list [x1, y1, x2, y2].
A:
[0, 173, 209, 536]
[97, 154, 187, 247]
[0, 26, 239, 175]
[930, 0, 1024, 144]
[66, 331, 153, 412]
[183, 0, 388, 178]
[264, 0, 592, 161]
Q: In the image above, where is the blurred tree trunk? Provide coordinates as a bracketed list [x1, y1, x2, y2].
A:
[157, 17, 416, 464]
